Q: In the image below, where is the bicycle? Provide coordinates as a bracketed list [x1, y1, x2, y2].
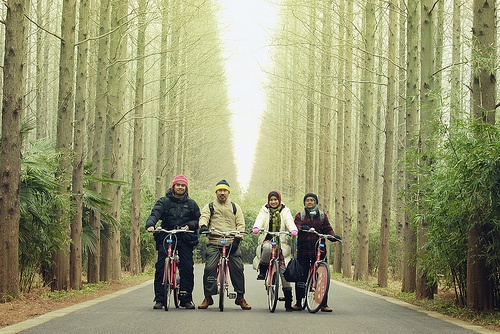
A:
[302, 228, 341, 313]
[255, 229, 293, 312]
[154, 227, 194, 311]
[201, 228, 246, 312]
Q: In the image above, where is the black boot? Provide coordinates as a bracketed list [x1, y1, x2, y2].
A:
[257, 264, 267, 280]
[179, 291, 195, 309]
[284, 289, 293, 311]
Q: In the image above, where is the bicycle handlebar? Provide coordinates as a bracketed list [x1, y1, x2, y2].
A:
[154, 227, 194, 234]
[304, 228, 342, 242]
[201, 228, 246, 237]
[254, 229, 293, 236]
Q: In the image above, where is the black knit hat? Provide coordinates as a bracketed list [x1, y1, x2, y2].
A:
[303, 193, 318, 205]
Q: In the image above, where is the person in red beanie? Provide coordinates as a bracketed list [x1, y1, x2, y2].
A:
[146, 174, 200, 309]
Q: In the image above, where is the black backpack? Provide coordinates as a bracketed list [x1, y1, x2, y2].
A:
[208, 201, 237, 217]
[299, 209, 324, 223]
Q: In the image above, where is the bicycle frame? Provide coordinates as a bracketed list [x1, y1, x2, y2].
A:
[164, 234, 178, 310]
[218, 237, 234, 311]
[266, 239, 279, 286]
[310, 235, 326, 284]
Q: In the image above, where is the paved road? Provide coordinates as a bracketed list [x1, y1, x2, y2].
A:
[1, 264, 496, 334]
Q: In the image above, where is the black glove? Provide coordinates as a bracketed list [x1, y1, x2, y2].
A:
[199, 225, 208, 234]
[300, 225, 310, 231]
[230, 237, 241, 254]
[328, 234, 342, 242]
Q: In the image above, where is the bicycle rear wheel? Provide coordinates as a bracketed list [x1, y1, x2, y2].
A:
[218, 258, 226, 312]
[305, 261, 330, 313]
[164, 258, 172, 311]
[267, 261, 279, 312]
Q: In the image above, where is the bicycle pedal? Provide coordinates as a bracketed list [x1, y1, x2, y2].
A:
[228, 292, 236, 299]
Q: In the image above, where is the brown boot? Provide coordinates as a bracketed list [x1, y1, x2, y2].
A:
[198, 297, 214, 309]
[235, 298, 252, 310]
[291, 297, 303, 311]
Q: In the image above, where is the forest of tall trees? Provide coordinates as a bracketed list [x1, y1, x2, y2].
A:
[0, 0, 498, 313]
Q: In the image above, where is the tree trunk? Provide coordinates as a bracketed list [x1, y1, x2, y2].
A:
[396, 0, 407, 281]
[471, 0, 496, 125]
[289, 15, 300, 202]
[402, 0, 419, 293]
[89, 0, 111, 283]
[166, 0, 180, 181]
[305, 1, 317, 190]
[416, 0, 436, 300]
[130, 0, 146, 276]
[341, 0, 354, 279]
[467, 224, 494, 310]
[370, 14, 384, 232]
[378, 0, 397, 288]
[0, 0, 26, 301]
[449, 0, 462, 129]
[70, 0, 89, 290]
[155, 0, 170, 198]
[101, 0, 127, 281]
[318, 0, 332, 214]
[53, 0, 77, 291]
[354, 0, 375, 281]
[467, 0, 496, 311]
[318, 0, 333, 265]
[35, 0, 48, 140]
[333, 0, 345, 274]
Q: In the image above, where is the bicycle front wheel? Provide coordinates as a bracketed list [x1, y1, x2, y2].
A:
[173, 261, 180, 308]
[218, 258, 226, 312]
[305, 261, 330, 313]
[267, 261, 279, 312]
[164, 258, 172, 311]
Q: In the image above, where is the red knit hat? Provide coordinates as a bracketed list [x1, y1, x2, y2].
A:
[171, 174, 188, 191]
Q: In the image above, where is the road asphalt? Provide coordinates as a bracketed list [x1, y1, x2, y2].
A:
[0, 264, 497, 334]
